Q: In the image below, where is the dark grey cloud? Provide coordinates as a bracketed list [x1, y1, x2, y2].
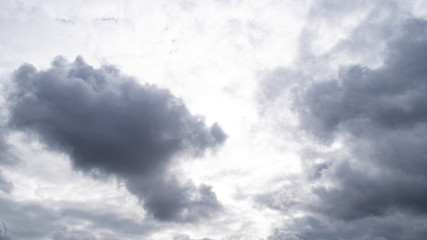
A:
[294, 17, 427, 201]
[127, 174, 221, 222]
[296, 19, 427, 140]
[260, 17, 427, 240]
[297, 18, 427, 223]
[7, 56, 226, 222]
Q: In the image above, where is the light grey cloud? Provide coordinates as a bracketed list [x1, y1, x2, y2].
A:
[0, 220, 10, 240]
[0, 197, 157, 240]
[51, 227, 96, 240]
[0, 88, 18, 184]
[59, 207, 156, 237]
[95, 17, 118, 23]
[6, 56, 226, 222]
[0, 139, 17, 167]
[271, 212, 427, 240]
[0, 171, 13, 194]
[0, 198, 62, 239]
[55, 18, 75, 25]
[291, 0, 406, 82]
[0, 98, 17, 167]
[173, 234, 214, 240]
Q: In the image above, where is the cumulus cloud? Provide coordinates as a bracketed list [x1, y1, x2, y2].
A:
[296, 19, 427, 139]
[127, 175, 221, 222]
[6, 56, 226, 222]
[294, 18, 427, 217]
[259, 16, 427, 240]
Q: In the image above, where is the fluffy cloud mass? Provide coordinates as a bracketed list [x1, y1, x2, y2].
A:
[7, 56, 226, 222]
[260, 17, 427, 240]
[296, 18, 427, 218]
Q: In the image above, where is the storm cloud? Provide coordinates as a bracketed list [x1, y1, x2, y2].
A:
[295, 18, 427, 218]
[260, 17, 427, 240]
[6, 56, 226, 222]
[296, 19, 427, 141]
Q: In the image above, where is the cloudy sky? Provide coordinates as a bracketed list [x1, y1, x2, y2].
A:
[1, 0, 427, 239]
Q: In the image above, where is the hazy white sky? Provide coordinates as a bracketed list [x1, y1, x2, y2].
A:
[1, 0, 427, 239]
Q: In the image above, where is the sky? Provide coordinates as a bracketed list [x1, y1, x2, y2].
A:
[0, 0, 427, 239]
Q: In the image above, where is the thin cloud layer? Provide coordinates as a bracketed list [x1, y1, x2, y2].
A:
[6, 56, 226, 222]
[259, 17, 427, 240]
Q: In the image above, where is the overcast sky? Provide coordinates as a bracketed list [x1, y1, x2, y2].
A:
[1, 0, 427, 239]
